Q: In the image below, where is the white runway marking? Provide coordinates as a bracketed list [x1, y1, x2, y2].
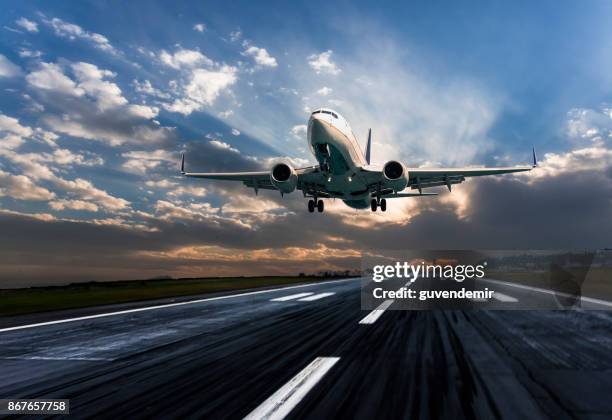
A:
[359, 299, 394, 324]
[493, 292, 519, 302]
[271, 293, 314, 302]
[298, 292, 335, 301]
[0, 278, 359, 334]
[244, 357, 340, 420]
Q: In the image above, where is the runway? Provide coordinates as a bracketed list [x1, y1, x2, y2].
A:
[2, 278, 612, 419]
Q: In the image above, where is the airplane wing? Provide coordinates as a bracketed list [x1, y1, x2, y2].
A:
[181, 155, 323, 193]
[407, 164, 533, 193]
[362, 148, 537, 194]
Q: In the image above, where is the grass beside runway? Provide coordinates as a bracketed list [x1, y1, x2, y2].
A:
[0, 276, 349, 317]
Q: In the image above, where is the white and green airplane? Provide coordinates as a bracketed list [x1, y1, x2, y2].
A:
[181, 108, 536, 213]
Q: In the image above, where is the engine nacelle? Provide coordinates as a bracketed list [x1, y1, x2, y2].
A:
[270, 162, 297, 193]
[383, 160, 409, 191]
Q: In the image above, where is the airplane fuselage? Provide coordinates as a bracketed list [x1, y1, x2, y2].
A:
[307, 109, 372, 209]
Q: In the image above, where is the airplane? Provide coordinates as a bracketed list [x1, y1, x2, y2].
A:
[181, 107, 537, 213]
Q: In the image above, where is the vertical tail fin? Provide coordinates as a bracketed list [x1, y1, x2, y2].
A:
[365, 129, 372, 164]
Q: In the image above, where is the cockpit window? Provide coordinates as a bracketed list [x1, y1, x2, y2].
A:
[312, 110, 338, 119]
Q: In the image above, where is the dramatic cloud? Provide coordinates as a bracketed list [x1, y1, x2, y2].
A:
[308, 50, 341, 75]
[26, 62, 174, 146]
[15, 17, 38, 33]
[0, 54, 21, 78]
[242, 45, 278, 68]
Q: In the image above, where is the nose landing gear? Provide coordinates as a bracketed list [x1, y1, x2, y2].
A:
[370, 198, 387, 212]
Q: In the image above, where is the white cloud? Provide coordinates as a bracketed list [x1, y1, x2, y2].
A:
[132, 79, 170, 99]
[229, 30, 242, 42]
[0, 169, 55, 201]
[218, 110, 234, 118]
[231, 128, 240, 136]
[159, 48, 213, 70]
[26, 62, 173, 146]
[145, 179, 177, 188]
[167, 185, 207, 198]
[71, 62, 126, 111]
[26, 62, 84, 96]
[154, 200, 219, 221]
[193, 23, 206, 32]
[121, 149, 175, 175]
[566, 107, 612, 143]
[0, 54, 21, 78]
[317, 86, 333, 96]
[525, 145, 612, 180]
[15, 17, 38, 33]
[0, 114, 34, 138]
[45, 17, 116, 54]
[242, 45, 277, 68]
[53, 177, 129, 210]
[19, 49, 42, 58]
[165, 66, 238, 115]
[209, 139, 240, 154]
[308, 50, 341, 75]
[290, 124, 307, 139]
[49, 199, 98, 212]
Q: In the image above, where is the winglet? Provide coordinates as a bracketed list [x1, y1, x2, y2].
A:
[532, 146, 537, 168]
[180, 153, 185, 174]
[365, 128, 372, 165]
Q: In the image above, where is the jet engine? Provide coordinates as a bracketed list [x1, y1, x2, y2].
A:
[270, 162, 297, 193]
[383, 160, 409, 191]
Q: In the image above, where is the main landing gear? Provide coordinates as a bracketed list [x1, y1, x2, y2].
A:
[371, 198, 387, 212]
[308, 198, 324, 213]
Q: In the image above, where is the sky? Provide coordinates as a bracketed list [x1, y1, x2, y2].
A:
[0, 0, 610, 287]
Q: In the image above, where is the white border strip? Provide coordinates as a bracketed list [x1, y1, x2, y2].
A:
[0, 278, 359, 334]
[359, 299, 394, 324]
[244, 357, 340, 420]
[482, 278, 612, 308]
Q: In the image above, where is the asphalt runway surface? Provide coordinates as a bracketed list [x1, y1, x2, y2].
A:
[2, 277, 612, 419]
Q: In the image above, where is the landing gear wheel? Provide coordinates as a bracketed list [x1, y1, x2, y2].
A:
[308, 199, 315, 213]
[371, 198, 378, 212]
[380, 198, 387, 212]
[317, 200, 324, 213]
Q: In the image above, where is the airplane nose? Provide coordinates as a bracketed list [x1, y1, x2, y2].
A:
[309, 116, 331, 138]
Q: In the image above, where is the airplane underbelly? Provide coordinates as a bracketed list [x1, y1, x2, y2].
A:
[343, 198, 370, 209]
